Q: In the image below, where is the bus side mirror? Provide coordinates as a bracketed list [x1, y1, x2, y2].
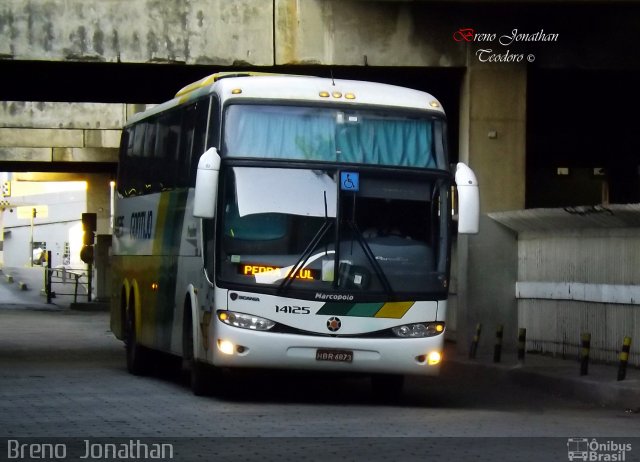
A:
[193, 147, 222, 219]
[455, 162, 479, 234]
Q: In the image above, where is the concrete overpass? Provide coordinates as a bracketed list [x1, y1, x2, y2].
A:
[1, 0, 639, 363]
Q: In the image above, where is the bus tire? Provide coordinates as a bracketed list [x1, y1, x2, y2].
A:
[125, 296, 149, 375]
[371, 374, 405, 401]
[183, 306, 213, 396]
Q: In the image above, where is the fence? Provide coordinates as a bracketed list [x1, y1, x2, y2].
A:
[44, 251, 92, 303]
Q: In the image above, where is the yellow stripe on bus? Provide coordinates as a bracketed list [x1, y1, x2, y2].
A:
[374, 302, 414, 319]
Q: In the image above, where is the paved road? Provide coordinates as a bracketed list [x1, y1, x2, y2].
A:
[0, 307, 639, 461]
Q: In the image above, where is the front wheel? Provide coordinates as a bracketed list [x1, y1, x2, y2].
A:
[371, 374, 405, 401]
[183, 308, 217, 396]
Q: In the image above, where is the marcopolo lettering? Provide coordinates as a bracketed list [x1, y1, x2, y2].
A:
[315, 293, 354, 301]
[129, 211, 153, 240]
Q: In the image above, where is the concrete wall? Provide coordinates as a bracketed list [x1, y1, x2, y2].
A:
[275, 0, 464, 66]
[3, 1, 638, 69]
[86, 173, 113, 236]
[0, 0, 273, 65]
[517, 228, 640, 366]
[0, 0, 466, 67]
[4, 0, 637, 68]
[0, 101, 125, 163]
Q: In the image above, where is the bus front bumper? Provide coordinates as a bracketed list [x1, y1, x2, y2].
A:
[210, 321, 445, 376]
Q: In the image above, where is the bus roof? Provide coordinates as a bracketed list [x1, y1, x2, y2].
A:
[126, 72, 445, 126]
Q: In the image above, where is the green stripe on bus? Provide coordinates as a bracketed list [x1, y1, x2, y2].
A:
[316, 303, 356, 316]
[347, 303, 385, 317]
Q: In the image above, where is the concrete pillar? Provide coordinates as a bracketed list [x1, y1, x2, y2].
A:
[456, 57, 526, 354]
[85, 173, 113, 236]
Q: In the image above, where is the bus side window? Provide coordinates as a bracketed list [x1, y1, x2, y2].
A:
[190, 98, 211, 184]
[143, 118, 158, 193]
[207, 95, 220, 150]
[155, 110, 182, 191]
[178, 104, 196, 189]
[129, 123, 146, 196]
[117, 127, 133, 196]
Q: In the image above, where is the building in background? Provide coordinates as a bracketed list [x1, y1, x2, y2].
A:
[0, 174, 88, 269]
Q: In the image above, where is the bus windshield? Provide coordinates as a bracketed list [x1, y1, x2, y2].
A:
[218, 166, 451, 300]
[224, 104, 445, 169]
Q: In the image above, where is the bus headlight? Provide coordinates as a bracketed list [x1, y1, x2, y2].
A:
[392, 322, 445, 338]
[217, 310, 276, 331]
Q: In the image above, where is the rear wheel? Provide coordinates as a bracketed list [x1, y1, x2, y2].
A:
[125, 294, 149, 375]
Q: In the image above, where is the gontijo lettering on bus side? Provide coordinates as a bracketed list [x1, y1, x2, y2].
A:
[129, 211, 153, 240]
[113, 211, 153, 240]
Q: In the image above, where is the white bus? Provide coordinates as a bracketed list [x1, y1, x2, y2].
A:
[111, 72, 479, 396]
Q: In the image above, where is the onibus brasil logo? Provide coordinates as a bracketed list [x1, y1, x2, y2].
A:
[567, 438, 632, 461]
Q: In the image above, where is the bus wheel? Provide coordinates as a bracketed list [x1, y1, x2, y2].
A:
[371, 374, 405, 401]
[183, 308, 212, 396]
[125, 304, 148, 375]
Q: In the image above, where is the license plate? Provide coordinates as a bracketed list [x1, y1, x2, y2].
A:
[316, 349, 353, 363]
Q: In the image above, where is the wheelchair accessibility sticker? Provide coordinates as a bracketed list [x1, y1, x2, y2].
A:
[340, 172, 359, 192]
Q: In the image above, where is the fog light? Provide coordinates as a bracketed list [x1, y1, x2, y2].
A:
[427, 351, 441, 365]
[217, 339, 235, 355]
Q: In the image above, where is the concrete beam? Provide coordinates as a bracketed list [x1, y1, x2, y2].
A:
[0, 147, 118, 163]
[0, 128, 84, 148]
[52, 148, 118, 163]
[0, 147, 52, 162]
[0, 128, 120, 149]
[275, 0, 465, 67]
[0, 102, 125, 130]
[84, 130, 121, 148]
[0, 0, 273, 65]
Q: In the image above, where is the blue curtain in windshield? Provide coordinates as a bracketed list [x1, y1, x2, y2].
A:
[335, 118, 433, 167]
[226, 106, 436, 168]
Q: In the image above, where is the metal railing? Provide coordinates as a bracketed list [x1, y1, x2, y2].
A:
[44, 251, 92, 303]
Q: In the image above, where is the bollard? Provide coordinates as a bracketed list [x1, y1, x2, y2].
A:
[469, 323, 482, 359]
[580, 332, 591, 376]
[617, 337, 632, 381]
[493, 324, 504, 363]
[517, 327, 527, 362]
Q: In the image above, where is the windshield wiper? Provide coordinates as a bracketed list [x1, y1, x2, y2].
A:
[344, 221, 394, 295]
[277, 221, 333, 294]
[278, 190, 333, 295]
